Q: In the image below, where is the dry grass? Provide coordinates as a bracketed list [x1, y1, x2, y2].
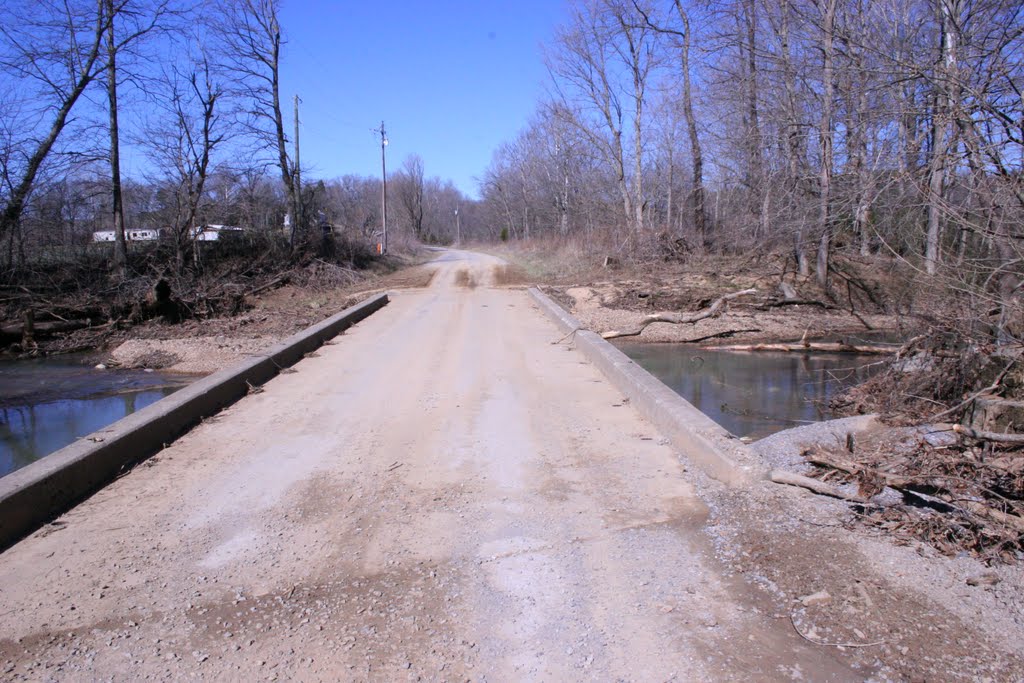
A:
[380, 265, 436, 289]
[491, 264, 530, 287]
[477, 237, 607, 284]
[454, 269, 477, 289]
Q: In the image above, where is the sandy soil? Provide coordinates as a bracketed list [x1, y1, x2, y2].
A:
[0, 250, 1021, 681]
[104, 262, 439, 374]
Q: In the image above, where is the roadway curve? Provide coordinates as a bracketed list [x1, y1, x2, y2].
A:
[0, 250, 860, 681]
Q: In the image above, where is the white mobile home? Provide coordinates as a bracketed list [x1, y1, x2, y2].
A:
[92, 229, 161, 242]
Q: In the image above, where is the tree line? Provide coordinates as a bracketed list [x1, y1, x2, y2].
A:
[0, 0, 476, 278]
[480, 0, 1023, 337]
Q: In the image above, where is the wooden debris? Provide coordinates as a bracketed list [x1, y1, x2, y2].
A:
[801, 439, 1024, 551]
[601, 288, 758, 340]
[929, 359, 1016, 422]
[770, 470, 866, 503]
[953, 424, 1024, 445]
[712, 341, 899, 355]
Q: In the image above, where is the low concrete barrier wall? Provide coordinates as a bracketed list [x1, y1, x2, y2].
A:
[0, 292, 389, 550]
[528, 287, 767, 487]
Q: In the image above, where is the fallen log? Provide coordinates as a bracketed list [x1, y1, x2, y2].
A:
[1, 318, 91, 342]
[770, 469, 866, 503]
[679, 328, 761, 343]
[711, 341, 900, 355]
[757, 299, 839, 311]
[601, 288, 758, 340]
[246, 273, 291, 297]
[953, 424, 1024, 445]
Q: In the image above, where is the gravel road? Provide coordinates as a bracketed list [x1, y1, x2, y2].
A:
[0, 250, 868, 681]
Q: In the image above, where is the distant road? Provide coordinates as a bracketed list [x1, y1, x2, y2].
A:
[0, 250, 858, 680]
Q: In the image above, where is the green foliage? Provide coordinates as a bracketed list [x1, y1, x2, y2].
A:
[500, 227, 508, 242]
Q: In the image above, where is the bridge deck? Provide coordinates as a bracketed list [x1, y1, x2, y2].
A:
[0, 251, 857, 680]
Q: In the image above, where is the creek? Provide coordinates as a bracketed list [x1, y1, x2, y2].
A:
[0, 356, 193, 478]
[619, 343, 883, 440]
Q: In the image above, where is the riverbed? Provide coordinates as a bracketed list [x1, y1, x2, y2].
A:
[0, 357, 193, 478]
[620, 343, 882, 439]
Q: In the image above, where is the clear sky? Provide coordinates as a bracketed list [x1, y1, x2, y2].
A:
[277, 1, 568, 199]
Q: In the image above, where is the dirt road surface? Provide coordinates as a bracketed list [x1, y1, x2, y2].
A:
[1, 251, 878, 680]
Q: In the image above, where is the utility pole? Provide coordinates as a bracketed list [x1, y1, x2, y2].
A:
[291, 94, 302, 247]
[376, 121, 388, 254]
[455, 206, 461, 246]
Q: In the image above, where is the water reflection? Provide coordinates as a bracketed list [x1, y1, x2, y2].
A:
[0, 391, 178, 477]
[0, 357, 190, 478]
[620, 344, 881, 439]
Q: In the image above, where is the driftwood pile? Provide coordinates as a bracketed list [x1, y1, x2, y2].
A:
[781, 432, 1024, 562]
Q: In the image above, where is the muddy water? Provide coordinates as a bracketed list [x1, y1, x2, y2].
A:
[620, 343, 882, 439]
[0, 357, 193, 478]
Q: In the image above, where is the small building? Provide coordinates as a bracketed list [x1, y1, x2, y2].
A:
[189, 224, 245, 241]
[92, 229, 162, 242]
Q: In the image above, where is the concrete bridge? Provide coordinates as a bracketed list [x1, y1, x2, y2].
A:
[0, 251, 864, 680]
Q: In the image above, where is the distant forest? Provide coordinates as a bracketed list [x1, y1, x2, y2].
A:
[2, 0, 1022, 340]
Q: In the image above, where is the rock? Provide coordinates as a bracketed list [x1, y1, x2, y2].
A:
[892, 354, 936, 374]
[799, 590, 832, 607]
[917, 425, 958, 447]
[869, 487, 903, 507]
[95, 363, 106, 370]
[966, 572, 1001, 587]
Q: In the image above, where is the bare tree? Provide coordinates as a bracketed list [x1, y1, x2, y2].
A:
[548, 0, 660, 248]
[0, 1, 110, 257]
[815, 0, 838, 288]
[633, 0, 708, 244]
[218, 0, 299, 247]
[396, 154, 426, 241]
[145, 48, 224, 272]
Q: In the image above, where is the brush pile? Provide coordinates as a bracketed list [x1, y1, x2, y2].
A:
[813, 339, 1024, 562]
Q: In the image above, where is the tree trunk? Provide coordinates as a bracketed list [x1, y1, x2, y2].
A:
[848, 23, 873, 257]
[666, 148, 674, 235]
[621, 16, 646, 240]
[673, 0, 707, 246]
[816, 0, 837, 290]
[925, 0, 959, 276]
[743, 0, 765, 227]
[268, 22, 297, 248]
[778, 0, 810, 276]
[106, 0, 128, 274]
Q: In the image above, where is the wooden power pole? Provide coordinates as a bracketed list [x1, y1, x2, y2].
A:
[376, 121, 388, 255]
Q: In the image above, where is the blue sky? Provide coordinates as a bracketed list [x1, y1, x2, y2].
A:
[277, 1, 568, 198]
